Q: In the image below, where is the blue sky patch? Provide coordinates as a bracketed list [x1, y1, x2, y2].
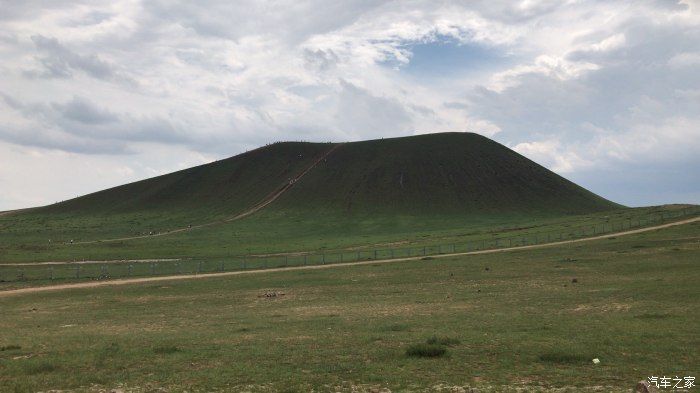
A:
[398, 36, 511, 78]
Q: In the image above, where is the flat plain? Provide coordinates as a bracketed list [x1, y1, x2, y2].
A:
[1, 221, 698, 392]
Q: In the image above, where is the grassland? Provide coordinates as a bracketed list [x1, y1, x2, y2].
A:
[0, 204, 691, 265]
[1, 221, 698, 392]
[1, 205, 695, 286]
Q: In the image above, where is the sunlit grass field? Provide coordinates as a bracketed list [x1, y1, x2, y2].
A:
[1, 221, 698, 392]
[0, 205, 692, 264]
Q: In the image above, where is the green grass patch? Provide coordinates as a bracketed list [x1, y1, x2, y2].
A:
[406, 343, 447, 358]
[538, 352, 592, 365]
[152, 345, 181, 354]
[633, 313, 674, 320]
[24, 361, 58, 375]
[426, 336, 460, 347]
[0, 345, 21, 351]
[380, 323, 410, 332]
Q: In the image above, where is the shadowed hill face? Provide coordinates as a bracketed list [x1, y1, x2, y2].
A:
[38, 142, 334, 217]
[273, 133, 619, 215]
[31, 132, 618, 218]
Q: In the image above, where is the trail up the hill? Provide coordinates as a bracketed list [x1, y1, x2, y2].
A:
[73, 143, 343, 245]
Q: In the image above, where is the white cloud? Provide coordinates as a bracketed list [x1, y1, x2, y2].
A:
[668, 51, 700, 68]
[513, 139, 593, 173]
[0, 0, 699, 208]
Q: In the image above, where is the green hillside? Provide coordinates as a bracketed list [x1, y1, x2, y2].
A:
[40, 141, 334, 218]
[0, 132, 624, 262]
[273, 133, 618, 215]
[35, 132, 620, 217]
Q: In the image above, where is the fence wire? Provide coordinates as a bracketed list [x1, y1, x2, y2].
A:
[1, 206, 698, 284]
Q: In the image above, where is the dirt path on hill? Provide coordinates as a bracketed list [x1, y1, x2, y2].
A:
[2, 216, 697, 298]
[223, 143, 343, 223]
[72, 143, 344, 245]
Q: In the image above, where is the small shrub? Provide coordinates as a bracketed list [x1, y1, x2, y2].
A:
[538, 352, 590, 364]
[426, 336, 460, 347]
[406, 343, 446, 358]
[0, 345, 21, 351]
[153, 345, 181, 354]
[25, 361, 58, 375]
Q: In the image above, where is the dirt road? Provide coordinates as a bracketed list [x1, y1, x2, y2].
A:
[2, 215, 697, 298]
[0, 258, 180, 267]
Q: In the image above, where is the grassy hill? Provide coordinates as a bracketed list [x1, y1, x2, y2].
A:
[34, 132, 619, 217]
[39, 141, 334, 218]
[273, 133, 618, 215]
[0, 132, 624, 262]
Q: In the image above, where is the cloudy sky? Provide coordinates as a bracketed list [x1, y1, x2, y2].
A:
[1, 0, 699, 210]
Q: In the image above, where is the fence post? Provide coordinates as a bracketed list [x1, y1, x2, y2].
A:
[50, 267, 54, 281]
[303, 255, 307, 266]
[127, 264, 132, 277]
[197, 261, 202, 274]
[374, 250, 377, 259]
[75, 266, 80, 279]
[322, 253, 326, 264]
[151, 263, 156, 275]
[220, 261, 225, 272]
[285, 255, 288, 267]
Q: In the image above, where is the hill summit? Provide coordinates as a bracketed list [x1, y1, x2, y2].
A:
[40, 132, 619, 218]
